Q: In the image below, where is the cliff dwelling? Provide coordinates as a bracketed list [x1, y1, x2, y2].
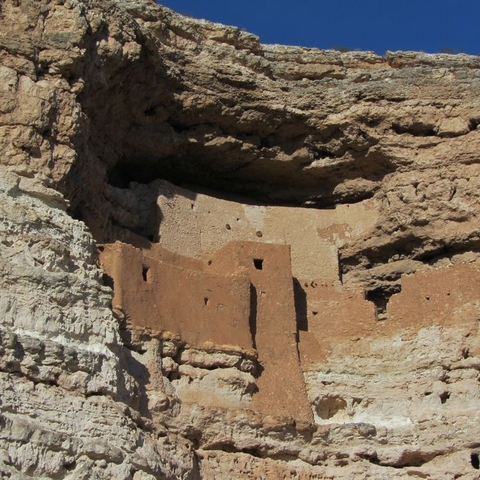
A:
[3, 0, 480, 478]
[100, 179, 480, 424]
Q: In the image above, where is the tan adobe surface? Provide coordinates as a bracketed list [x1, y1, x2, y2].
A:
[100, 185, 480, 422]
[100, 239, 313, 420]
[152, 180, 379, 282]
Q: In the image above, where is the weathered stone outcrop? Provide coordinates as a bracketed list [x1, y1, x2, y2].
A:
[2, 0, 480, 478]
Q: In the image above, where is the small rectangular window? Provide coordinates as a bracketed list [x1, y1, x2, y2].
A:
[253, 259, 263, 270]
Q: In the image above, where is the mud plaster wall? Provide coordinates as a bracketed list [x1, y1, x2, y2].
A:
[151, 180, 379, 283]
[101, 182, 480, 422]
[101, 239, 313, 420]
[100, 242, 253, 350]
[300, 262, 480, 367]
[207, 241, 312, 420]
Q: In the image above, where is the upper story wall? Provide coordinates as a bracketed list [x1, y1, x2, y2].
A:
[151, 180, 379, 283]
[100, 241, 253, 350]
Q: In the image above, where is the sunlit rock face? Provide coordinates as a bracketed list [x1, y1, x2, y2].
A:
[2, 0, 480, 478]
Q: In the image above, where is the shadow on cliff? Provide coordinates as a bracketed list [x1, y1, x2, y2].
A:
[62, 11, 192, 242]
[118, 354, 151, 418]
[114, 320, 153, 423]
[293, 278, 308, 332]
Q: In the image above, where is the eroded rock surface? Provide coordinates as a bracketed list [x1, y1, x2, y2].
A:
[1, 0, 480, 478]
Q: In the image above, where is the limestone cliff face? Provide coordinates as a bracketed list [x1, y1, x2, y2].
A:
[1, 0, 480, 478]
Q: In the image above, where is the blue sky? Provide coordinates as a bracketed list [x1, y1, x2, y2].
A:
[157, 1, 479, 55]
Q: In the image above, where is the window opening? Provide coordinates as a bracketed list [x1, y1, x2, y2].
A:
[253, 258, 263, 270]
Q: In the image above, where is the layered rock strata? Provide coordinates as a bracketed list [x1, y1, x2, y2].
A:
[1, 0, 480, 478]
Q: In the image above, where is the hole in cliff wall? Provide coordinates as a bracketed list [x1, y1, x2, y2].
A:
[315, 396, 347, 420]
[183, 429, 202, 449]
[68, 203, 85, 222]
[392, 123, 437, 137]
[63, 460, 76, 472]
[143, 106, 157, 117]
[440, 391, 450, 404]
[102, 273, 114, 290]
[471, 453, 480, 469]
[358, 452, 380, 465]
[470, 118, 480, 131]
[204, 442, 262, 458]
[366, 285, 401, 320]
[253, 258, 263, 270]
[108, 158, 172, 189]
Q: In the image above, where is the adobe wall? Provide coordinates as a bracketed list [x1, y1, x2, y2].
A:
[298, 283, 376, 365]
[99, 242, 253, 350]
[208, 242, 313, 421]
[388, 263, 480, 330]
[100, 233, 480, 424]
[151, 180, 379, 283]
[99, 182, 480, 423]
[300, 262, 480, 366]
[101, 239, 313, 421]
